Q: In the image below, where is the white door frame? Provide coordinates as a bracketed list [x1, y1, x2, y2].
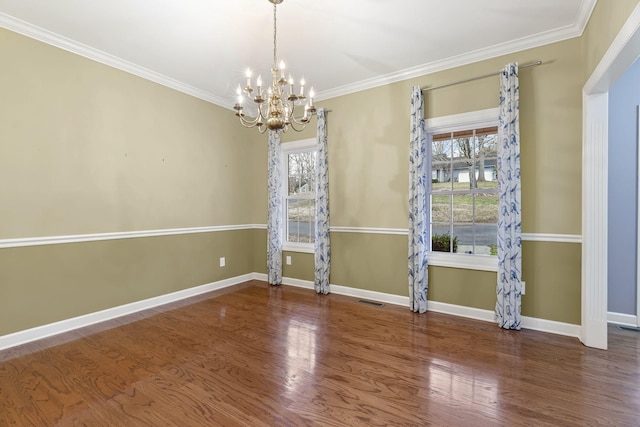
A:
[637, 106, 640, 328]
[582, 5, 640, 349]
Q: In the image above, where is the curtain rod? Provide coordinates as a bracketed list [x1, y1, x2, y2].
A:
[422, 60, 542, 92]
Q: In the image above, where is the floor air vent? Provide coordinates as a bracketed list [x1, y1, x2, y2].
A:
[616, 325, 640, 333]
[357, 299, 384, 307]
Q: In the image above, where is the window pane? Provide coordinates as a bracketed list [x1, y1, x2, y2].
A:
[287, 198, 315, 243]
[431, 194, 451, 224]
[431, 224, 454, 253]
[474, 223, 498, 255]
[288, 152, 316, 196]
[475, 132, 498, 190]
[475, 193, 498, 224]
[288, 174, 300, 196]
[452, 194, 472, 223]
[287, 199, 301, 242]
[432, 137, 452, 192]
[453, 224, 473, 254]
[452, 136, 474, 190]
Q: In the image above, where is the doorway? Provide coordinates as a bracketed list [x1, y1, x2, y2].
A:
[583, 5, 640, 349]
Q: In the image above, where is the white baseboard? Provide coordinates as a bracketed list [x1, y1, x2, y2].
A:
[608, 311, 638, 327]
[424, 300, 580, 337]
[0, 273, 254, 351]
[426, 300, 494, 322]
[281, 276, 410, 306]
[521, 315, 581, 337]
[330, 284, 411, 307]
[0, 272, 581, 352]
[281, 277, 580, 338]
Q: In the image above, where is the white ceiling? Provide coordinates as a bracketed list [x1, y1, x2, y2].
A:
[0, 0, 596, 108]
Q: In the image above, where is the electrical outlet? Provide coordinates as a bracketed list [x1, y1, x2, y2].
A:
[286, 256, 291, 265]
[220, 257, 226, 267]
[522, 281, 526, 295]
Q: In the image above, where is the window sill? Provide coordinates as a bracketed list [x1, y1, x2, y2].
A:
[282, 243, 314, 254]
[428, 252, 498, 272]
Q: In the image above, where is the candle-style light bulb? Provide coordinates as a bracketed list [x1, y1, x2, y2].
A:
[288, 74, 294, 94]
[300, 78, 305, 96]
[257, 75, 263, 93]
[236, 85, 241, 95]
[279, 60, 286, 79]
[245, 68, 252, 88]
[309, 88, 315, 106]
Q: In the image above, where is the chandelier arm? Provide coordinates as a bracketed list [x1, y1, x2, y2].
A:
[286, 120, 306, 133]
[240, 116, 258, 128]
[289, 103, 315, 124]
[257, 101, 271, 122]
[238, 112, 263, 127]
[289, 115, 312, 126]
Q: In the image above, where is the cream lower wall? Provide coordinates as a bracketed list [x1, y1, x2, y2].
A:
[0, 230, 255, 336]
[0, 226, 581, 338]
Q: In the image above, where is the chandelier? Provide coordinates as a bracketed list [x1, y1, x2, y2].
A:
[233, 0, 316, 133]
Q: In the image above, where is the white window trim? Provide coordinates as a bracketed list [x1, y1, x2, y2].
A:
[281, 138, 317, 253]
[429, 252, 498, 272]
[426, 107, 499, 133]
[426, 107, 499, 272]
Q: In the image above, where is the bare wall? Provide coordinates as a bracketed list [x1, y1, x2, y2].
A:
[0, 28, 260, 335]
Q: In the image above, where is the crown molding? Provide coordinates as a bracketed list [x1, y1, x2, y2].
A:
[575, 0, 598, 38]
[317, 1, 597, 101]
[0, 12, 229, 108]
[1, 1, 598, 106]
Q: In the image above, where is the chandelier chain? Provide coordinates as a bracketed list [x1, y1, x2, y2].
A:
[272, 2, 277, 68]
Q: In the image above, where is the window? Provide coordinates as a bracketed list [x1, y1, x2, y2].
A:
[426, 108, 499, 271]
[282, 139, 317, 253]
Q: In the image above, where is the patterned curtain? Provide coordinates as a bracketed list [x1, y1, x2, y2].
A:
[408, 86, 429, 313]
[314, 109, 331, 294]
[267, 130, 283, 286]
[496, 63, 523, 329]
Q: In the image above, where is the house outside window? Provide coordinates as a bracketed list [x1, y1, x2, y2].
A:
[282, 138, 317, 253]
[426, 108, 499, 271]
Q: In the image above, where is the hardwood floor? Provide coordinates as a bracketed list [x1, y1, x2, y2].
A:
[0, 280, 639, 426]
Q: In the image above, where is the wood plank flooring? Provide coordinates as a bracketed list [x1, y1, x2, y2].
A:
[0, 280, 639, 426]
